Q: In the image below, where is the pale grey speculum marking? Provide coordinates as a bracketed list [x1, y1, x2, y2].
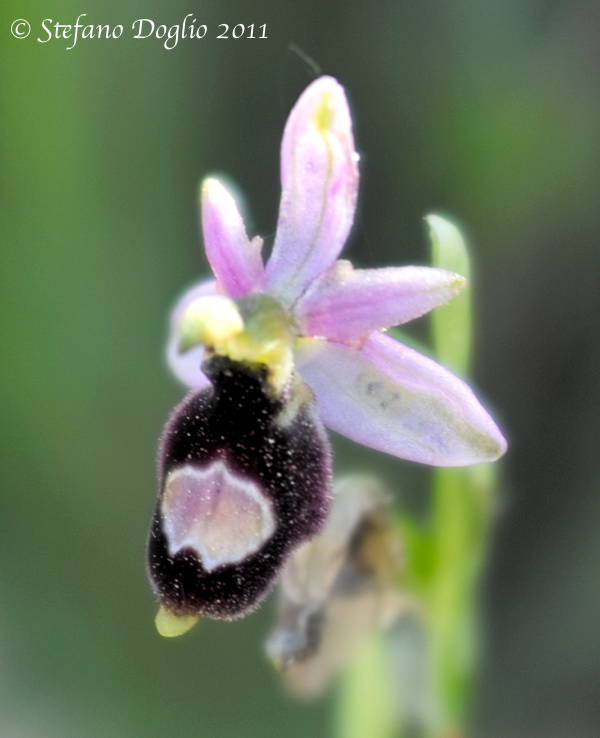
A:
[161, 461, 276, 571]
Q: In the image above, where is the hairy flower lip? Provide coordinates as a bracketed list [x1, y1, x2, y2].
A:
[149, 355, 333, 622]
[166, 75, 507, 467]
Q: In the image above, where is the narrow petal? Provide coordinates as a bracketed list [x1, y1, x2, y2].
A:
[264, 76, 359, 306]
[296, 261, 466, 341]
[166, 279, 217, 388]
[201, 178, 264, 298]
[295, 333, 507, 466]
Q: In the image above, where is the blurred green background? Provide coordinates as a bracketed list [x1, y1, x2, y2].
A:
[2, 1, 599, 736]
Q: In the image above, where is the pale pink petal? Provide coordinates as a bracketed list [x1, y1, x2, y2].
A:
[264, 76, 359, 306]
[296, 261, 466, 341]
[166, 279, 217, 388]
[295, 333, 507, 466]
[202, 178, 264, 298]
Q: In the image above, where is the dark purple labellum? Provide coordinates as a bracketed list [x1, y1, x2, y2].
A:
[147, 356, 332, 620]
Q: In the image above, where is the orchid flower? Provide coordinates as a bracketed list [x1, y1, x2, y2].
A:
[147, 76, 506, 635]
[168, 76, 506, 467]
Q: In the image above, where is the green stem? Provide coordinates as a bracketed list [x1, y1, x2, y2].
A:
[426, 214, 497, 737]
[427, 465, 495, 737]
[335, 635, 397, 738]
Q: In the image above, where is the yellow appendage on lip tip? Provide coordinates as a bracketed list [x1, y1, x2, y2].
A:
[155, 605, 199, 638]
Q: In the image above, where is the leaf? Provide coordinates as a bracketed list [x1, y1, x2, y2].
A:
[426, 214, 472, 376]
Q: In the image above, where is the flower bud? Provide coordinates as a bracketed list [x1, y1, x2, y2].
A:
[265, 476, 406, 697]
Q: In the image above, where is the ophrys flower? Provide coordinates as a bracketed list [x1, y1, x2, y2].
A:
[148, 76, 506, 636]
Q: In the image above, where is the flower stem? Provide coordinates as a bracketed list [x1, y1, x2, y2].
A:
[335, 634, 397, 738]
[426, 215, 498, 737]
[426, 464, 495, 736]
